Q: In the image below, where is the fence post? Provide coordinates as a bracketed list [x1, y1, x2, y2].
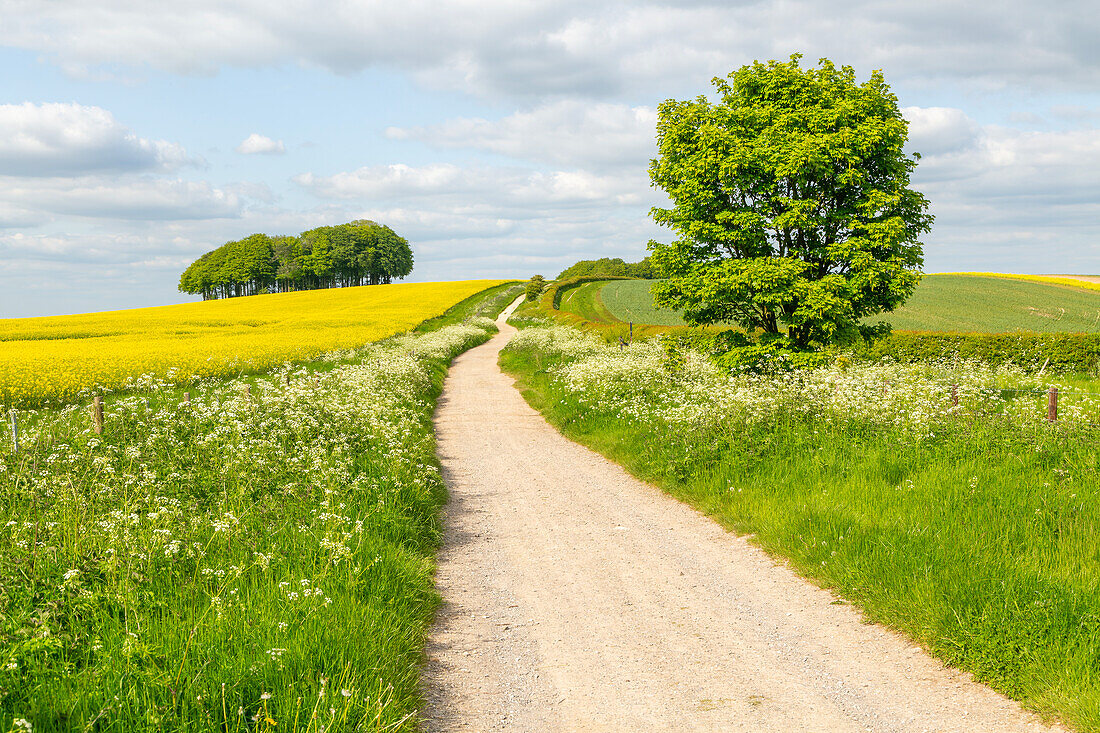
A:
[629, 322, 633, 344]
[92, 396, 104, 435]
[951, 385, 958, 408]
[183, 391, 190, 404]
[9, 409, 17, 453]
[1048, 386, 1058, 422]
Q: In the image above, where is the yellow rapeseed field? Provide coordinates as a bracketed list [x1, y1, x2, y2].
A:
[1, 280, 505, 408]
[946, 272, 1100, 293]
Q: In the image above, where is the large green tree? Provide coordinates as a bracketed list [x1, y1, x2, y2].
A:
[648, 55, 933, 348]
[179, 221, 414, 299]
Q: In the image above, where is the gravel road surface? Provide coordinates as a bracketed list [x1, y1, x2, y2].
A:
[420, 301, 1064, 732]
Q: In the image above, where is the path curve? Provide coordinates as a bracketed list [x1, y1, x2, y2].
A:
[420, 302, 1064, 732]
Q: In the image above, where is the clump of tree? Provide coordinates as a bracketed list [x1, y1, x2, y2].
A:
[556, 257, 659, 281]
[179, 220, 413, 299]
[525, 275, 547, 301]
[649, 55, 932, 350]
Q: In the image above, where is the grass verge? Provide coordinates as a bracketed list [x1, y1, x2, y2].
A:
[414, 281, 522, 332]
[0, 288, 519, 732]
[500, 326, 1100, 731]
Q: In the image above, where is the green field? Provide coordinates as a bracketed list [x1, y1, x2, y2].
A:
[598, 280, 688, 326]
[556, 280, 622, 323]
[565, 275, 1100, 333]
[880, 275, 1100, 332]
[557, 279, 688, 326]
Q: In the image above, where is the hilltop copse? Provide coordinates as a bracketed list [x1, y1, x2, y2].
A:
[179, 220, 413, 299]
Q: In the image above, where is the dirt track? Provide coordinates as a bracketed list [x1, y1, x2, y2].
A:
[420, 301, 1064, 732]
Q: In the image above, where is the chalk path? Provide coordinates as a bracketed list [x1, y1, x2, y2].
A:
[419, 300, 1064, 732]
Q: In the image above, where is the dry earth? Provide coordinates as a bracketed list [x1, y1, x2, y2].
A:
[420, 300, 1066, 732]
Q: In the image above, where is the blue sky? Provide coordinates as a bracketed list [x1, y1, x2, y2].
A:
[1, 0, 1098, 317]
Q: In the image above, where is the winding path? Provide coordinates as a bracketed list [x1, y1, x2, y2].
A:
[420, 301, 1064, 732]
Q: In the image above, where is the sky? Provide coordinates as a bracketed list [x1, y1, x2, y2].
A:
[1, 1, 1099, 317]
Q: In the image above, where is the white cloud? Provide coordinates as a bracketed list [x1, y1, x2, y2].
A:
[3, 1, 1100, 98]
[387, 101, 657, 170]
[0, 176, 244, 221]
[904, 106, 1100, 271]
[0, 102, 193, 176]
[236, 133, 285, 155]
[288, 159, 664, 284]
[903, 106, 980, 157]
[295, 163, 648, 209]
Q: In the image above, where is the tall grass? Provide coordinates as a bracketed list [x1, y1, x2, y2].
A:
[0, 320, 498, 732]
[501, 326, 1100, 731]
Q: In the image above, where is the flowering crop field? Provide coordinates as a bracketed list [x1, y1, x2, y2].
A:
[0, 280, 506, 409]
[0, 318, 499, 732]
[502, 325, 1100, 730]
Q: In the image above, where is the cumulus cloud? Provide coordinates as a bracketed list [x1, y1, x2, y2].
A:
[2, 1, 1100, 98]
[294, 163, 647, 207]
[903, 106, 1100, 270]
[236, 133, 285, 155]
[0, 176, 243, 220]
[387, 101, 657, 170]
[0, 102, 193, 176]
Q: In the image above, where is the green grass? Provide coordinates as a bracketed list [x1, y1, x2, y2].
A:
[0, 284, 522, 732]
[555, 281, 621, 323]
[500, 329, 1100, 731]
[415, 281, 522, 331]
[572, 275, 1100, 334]
[597, 280, 688, 326]
[878, 275, 1100, 333]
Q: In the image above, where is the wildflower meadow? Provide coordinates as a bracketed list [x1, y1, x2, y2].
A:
[0, 316, 501, 732]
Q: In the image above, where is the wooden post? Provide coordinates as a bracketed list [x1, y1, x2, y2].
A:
[629, 322, 633, 344]
[92, 396, 104, 435]
[951, 385, 958, 408]
[244, 384, 252, 398]
[9, 409, 17, 453]
[183, 391, 191, 404]
[1048, 386, 1058, 422]
[285, 373, 291, 386]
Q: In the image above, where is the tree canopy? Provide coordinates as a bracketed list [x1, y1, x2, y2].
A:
[648, 55, 933, 348]
[556, 256, 659, 281]
[179, 220, 413, 299]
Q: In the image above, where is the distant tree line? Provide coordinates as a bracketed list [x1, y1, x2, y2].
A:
[179, 220, 414, 300]
[556, 256, 659, 281]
